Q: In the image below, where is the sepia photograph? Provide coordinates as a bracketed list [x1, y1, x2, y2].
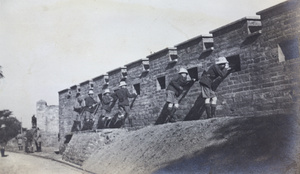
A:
[0, 0, 299, 173]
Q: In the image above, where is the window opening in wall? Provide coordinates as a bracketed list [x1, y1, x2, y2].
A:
[67, 89, 71, 99]
[104, 74, 109, 84]
[248, 26, 262, 34]
[246, 20, 262, 37]
[142, 59, 150, 72]
[226, 55, 241, 72]
[157, 76, 166, 90]
[169, 49, 178, 62]
[143, 64, 150, 71]
[204, 42, 214, 50]
[133, 83, 141, 95]
[278, 38, 300, 62]
[187, 67, 199, 81]
[203, 37, 214, 51]
[121, 68, 127, 79]
[89, 81, 94, 90]
[121, 77, 127, 82]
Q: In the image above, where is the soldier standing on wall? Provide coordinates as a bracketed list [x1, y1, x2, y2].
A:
[199, 57, 232, 118]
[83, 89, 99, 130]
[31, 115, 37, 128]
[112, 81, 137, 128]
[91, 89, 111, 131]
[73, 92, 85, 131]
[98, 88, 113, 129]
[165, 67, 195, 123]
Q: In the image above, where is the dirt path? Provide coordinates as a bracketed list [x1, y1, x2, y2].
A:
[0, 152, 89, 174]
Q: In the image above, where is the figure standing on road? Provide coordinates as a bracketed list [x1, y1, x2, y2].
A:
[165, 68, 195, 123]
[199, 57, 232, 118]
[24, 129, 34, 153]
[112, 81, 137, 128]
[34, 127, 42, 152]
[73, 92, 85, 131]
[31, 115, 37, 128]
[0, 124, 8, 157]
[16, 131, 23, 151]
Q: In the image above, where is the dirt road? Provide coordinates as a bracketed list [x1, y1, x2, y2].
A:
[0, 152, 89, 174]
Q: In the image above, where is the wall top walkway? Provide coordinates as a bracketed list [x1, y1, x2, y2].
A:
[175, 34, 212, 48]
[107, 66, 126, 74]
[256, 0, 294, 15]
[209, 16, 261, 36]
[92, 74, 106, 81]
[79, 80, 91, 86]
[125, 58, 148, 68]
[58, 88, 69, 94]
[147, 47, 176, 60]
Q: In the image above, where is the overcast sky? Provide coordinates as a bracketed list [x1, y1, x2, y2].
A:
[0, 0, 285, 128]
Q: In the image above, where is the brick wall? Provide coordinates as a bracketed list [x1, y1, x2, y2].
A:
[58, 0, 300, 150]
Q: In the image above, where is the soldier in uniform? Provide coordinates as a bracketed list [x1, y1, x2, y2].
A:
[199, 57, 232, 118]
[83, 90, 99, 130]
[165, 68, 194, 122]
[73, 92, 85, 131]
[112, 81, 137, 127]
[96, 88, 113, 129]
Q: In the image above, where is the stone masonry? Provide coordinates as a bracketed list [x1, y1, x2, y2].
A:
[58, 1, 300, 148]
[36, 100, 59, 147]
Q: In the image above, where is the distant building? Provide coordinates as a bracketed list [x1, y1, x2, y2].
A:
[36, 100, 59, 147]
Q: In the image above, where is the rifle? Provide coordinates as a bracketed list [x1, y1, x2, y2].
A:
[130, 95, 138, 109]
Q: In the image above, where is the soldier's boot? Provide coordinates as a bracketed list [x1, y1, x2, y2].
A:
[211, 104, 216, 118]
[128, 118, 133, 127]
[169, 108, 177, 123]
[102, 117, 107, 128]
[119, 117, 125, 128]
[205, 104, 211, 119]
[165, 106, 173, 123]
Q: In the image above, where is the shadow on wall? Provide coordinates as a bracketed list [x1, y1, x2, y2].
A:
[184, 72, 232, 121]
[155, 81, 196, 125]
[153, 114, 299, 174]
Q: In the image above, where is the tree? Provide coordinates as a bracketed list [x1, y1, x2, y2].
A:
[0, 110, 21, 142]
[0, 110, 12, 118]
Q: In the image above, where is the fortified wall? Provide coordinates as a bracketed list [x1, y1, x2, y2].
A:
[36, 100, 59, 147]
[58, 1, 300, 145]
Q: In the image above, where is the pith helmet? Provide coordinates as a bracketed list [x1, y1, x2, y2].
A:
[103, 88, 110, 94]
[88, 90, 94, 94]
[119, 81, 127, 87]
[215, 57, 228, 65]
[179, 68, 188, 74]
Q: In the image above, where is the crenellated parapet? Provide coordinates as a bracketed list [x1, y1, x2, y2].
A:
[58, 0, 300, 149]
